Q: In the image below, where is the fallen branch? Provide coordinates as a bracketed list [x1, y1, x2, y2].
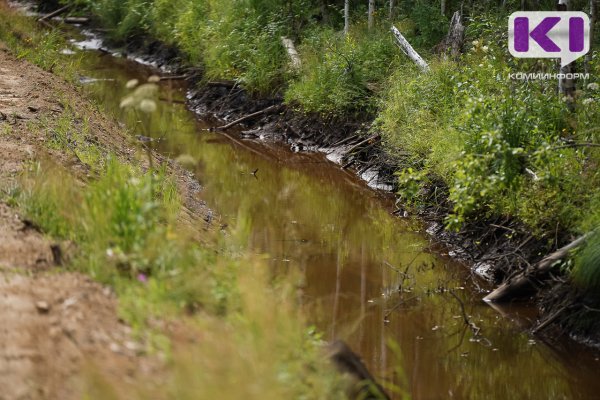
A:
[63, 17, 90, 24]
[484, 233, 593, 303]
[38, 5, 70, 22]
[215, 104, 282, 130]
[327, 341, 391, 400]
[531, 305, 568, 334]
[450, 290, 480, 336]
[343, 135, 380, 158]
[391, 25, 430, 72]
[281, 37, 301, 70]
[331, 134, 360, 148]
[159, 75, 189, 81]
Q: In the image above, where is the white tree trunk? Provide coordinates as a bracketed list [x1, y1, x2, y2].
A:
[281, 37, 301, 70]
[368, 0, 375, 30]
[558, 0, 574, 105]
[344, 0, 350, 36]
[391, 25, 430, 71]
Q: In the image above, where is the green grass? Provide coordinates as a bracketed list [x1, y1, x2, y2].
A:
[0, 3, 80, 81]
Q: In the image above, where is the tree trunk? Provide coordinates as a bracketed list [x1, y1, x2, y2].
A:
[281, 37, 301, 70]
[440, 11, 465, 57]
[389, 0, 395, 20]
[557, 0, 575, 109]
[344, 0, 350, 36]
[368, 0, 375, 31]
[585, 0, 597, 78]
[391, 25, 430, 71]
[441, 0, 447, 15]
[319, 0, 329, 24]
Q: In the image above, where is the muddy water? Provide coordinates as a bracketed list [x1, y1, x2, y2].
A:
[66, 32, 600, 399]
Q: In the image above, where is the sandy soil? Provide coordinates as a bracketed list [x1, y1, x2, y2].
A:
[0, 43, 175, 399]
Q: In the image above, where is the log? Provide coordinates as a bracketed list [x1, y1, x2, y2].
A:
[63, 17, 90, 24]
[390, 25, 430, 72]
[281, 37, 301, 70]
[483, 233, 592, 303]
[38, 5, 70, 22]
[159, 75, 189, 81]
[215, 104, 282, 130]
[327, 340, 391, 400]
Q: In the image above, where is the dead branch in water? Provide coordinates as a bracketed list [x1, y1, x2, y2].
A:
[531, 305, 569, 334]
[449, 290, 481, 336]
[159, 75, 189, 81]
[327, 340, 391, 400]
[63, 17, 90, 24]
[215, 104, 282, 130]
[38, 5, 70, 22]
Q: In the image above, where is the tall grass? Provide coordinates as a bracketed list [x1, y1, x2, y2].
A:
[0, 3, 79, 80]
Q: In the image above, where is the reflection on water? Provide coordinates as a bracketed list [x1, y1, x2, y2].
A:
[74, 40, 600, 399]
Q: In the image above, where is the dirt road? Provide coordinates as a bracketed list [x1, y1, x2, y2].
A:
[0, 42, 163, 399]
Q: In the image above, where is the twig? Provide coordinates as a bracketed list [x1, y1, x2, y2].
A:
[159, 75, 189, 81]
[215, 104, 282, 130]
[449, 290, 481, 336]
[531, 305, 568, 334]
[38, 5, 70, 22]
[331, 134, 360, 147]
[343, 135, 380, 157]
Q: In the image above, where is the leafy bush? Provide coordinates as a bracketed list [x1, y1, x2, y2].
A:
[286, 26, 400, 115]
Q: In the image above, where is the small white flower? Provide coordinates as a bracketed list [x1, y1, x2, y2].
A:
[138, 99, 157, 114]
[126, 79, 139, 89]
[119, 96, 135, 109]
[587, 82, 599, 91]
[482, 46, 489, 52]
[472, 40, 479, 46]
[583, 98, 594, 105]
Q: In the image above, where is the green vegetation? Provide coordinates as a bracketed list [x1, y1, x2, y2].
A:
[0, 4, 79, 79]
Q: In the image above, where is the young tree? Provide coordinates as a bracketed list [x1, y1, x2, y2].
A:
[585, 0, 597, 76]
[368, 0, 375, 30]
[344, 0, 350, 35]
[389, 0, 395, 19]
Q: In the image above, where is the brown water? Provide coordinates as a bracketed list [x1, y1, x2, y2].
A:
[68, 31, 600, 399]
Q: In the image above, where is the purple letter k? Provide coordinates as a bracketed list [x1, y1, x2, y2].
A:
[514, 17, 561, 53]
